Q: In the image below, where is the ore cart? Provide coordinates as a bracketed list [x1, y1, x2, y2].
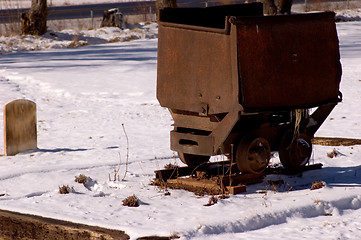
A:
[157, 3, 342, 173]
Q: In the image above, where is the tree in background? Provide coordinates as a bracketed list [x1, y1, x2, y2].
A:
[262, 0, 293, 15]
[21, 0, 48, 35]
[156, 0, 177, 18]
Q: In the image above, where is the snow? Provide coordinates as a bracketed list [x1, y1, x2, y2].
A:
[1, 23, 158, 54]
[0, 9, 361, 240]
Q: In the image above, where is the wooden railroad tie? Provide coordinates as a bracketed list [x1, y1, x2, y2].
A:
[154, 161, 323, 195]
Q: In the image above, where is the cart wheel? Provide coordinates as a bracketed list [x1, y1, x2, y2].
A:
[279, 131, 312, 170]
[236, 135, 271, 174]
[178, 152, 210, 169]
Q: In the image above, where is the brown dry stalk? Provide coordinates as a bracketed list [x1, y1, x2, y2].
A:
[122, 194, 140, 207]
[311, 180, 325, 190]
[121, 123, 129, 181]
[75, 174, 87, 184]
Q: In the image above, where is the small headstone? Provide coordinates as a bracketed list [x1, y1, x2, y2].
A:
[4, 99, 37, 156]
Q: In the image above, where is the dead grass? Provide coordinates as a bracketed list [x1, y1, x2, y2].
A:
[266, 179, 293, 193]
[67, 35, 88, 48]
[164, 163, 178, 169]
[327, 148, 345, 158]
[204, 195, 218, 206]
[311, 180, 325, 190]
[151, 178, 167, 190]
[327, 149, 338, 158]
[58, 185, 72, 194]
[109, 124, 130, 182]
[75, 174, 87, 184]
[122, 194, 140, 207]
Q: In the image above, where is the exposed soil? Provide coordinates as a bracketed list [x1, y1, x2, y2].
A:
[0, 209, 129, 240]
[0, 209, 180, 240]
[312, 137, 361, 146]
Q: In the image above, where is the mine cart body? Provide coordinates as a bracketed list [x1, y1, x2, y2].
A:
[157, 3, 342, 173]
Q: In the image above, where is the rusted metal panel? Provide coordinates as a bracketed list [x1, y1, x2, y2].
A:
[171, 112, 219, 131]
[170, 130, 214, 156]
[234, 12, 342, 111]
[157, 24, 234, 115]
[157, 3, 264, 115]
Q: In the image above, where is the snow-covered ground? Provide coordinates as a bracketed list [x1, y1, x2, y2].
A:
[1, 22, 158, 54]
[0, 9, 361, 240]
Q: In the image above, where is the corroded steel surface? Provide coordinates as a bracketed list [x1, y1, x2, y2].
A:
[234, 12, 341, 111]
[156, 3, 342, 168]
[157, 25, 234, 115]
[157, 3, 263, 115]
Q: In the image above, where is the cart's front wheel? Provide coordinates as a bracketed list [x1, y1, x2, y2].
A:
[279, 131, 312, 170]
[236, 135, 271, 174]
[178, 152, 210, 169]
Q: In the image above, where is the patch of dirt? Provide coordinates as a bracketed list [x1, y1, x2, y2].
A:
[137, 236, 180, 240]
[312, 137, 361, 146]
[0, 209, 129, 240]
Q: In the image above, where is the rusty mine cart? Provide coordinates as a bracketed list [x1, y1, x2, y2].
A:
[157, 3, 342, 174]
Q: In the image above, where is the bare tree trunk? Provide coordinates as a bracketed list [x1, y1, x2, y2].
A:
[101, 8, 125, 29]
[262, 0, 293, 15]
[21, 0, 48, 35]
[277, 0, 293, 14]
[262, 0, 277, 15]
[156, 0, 177, 18]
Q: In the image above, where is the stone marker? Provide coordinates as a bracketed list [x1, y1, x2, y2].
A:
[4, 99, 37, 156]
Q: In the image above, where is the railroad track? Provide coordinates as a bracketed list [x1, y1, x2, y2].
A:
[154, 160, 323, 195]
[154, 136, 361, 196]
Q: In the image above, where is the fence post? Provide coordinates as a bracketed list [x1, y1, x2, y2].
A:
[90, 10, 94, 29]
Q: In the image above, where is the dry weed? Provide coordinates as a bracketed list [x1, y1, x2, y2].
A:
[218, 194, 229, 199]
[327, 148, 345, 158]
[122, 194, 140, 207]
[204, 195, 218, 206]
[268, 179, 284, 192]
[68, 35, 88, 48]
[164, 163, 178, 169]
[109, 124, 130, 182]
[59, 185, 72, 194]
[311, 180, 325, 190]
[75, 174, 87, 184]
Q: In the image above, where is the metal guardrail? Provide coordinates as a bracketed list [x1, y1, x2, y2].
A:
[0, 0, 260, 24]
[1, 0, 359, 24]
[0, 1, 157, 24]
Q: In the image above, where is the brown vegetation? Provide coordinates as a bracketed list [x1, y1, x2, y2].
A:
[59, 185, 72, 194]
[122, 195, 140, 207]
[75, 174, 88, 184]
[311, 180, 325, 190]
